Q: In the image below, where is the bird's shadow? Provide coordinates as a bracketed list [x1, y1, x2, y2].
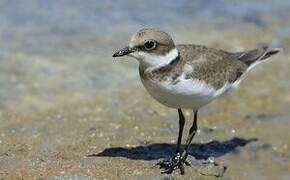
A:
[89, 137, 257, 160]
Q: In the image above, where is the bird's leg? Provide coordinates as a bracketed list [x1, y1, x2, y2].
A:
[157, 109, 185, 170]
[176, 108, 185, 154]
[181, 110, 198, 162]
[158, 110, 198, 175]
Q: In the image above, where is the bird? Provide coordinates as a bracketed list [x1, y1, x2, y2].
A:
[112, 28, 280, 174]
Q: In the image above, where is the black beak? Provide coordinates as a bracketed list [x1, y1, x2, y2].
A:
[112, 46, 132, 57]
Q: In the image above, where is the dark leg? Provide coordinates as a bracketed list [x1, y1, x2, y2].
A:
[181, 110, 198, 161]
[176, 109, 185, 154]
[157, 109, 185, 169]
[158, 110, 198, 175]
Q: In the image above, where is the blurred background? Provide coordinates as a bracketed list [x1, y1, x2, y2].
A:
[0, 0, 290, 179]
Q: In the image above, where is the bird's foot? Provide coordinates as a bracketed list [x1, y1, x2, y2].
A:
[157, 152, 191, 175]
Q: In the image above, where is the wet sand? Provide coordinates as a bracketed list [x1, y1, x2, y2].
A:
[1, 1, 290, 179]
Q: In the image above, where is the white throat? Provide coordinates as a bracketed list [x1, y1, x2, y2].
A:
[129, 48, 179, 69]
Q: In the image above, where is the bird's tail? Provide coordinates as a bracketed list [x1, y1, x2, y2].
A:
[236, 46, 281, 67]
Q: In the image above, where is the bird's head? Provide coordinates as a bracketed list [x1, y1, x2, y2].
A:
[113, 28, 178, 68]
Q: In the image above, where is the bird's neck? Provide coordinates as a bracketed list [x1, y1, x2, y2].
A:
[139, 48, 179, 72]
[139, 49, 182, 81]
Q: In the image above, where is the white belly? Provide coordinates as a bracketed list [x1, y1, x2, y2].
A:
[141, 74, 231, 110]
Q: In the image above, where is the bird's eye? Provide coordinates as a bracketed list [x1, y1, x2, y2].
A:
[144, 40, 156, 50]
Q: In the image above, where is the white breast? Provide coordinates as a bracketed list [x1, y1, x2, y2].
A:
[141, 73, 231, 110]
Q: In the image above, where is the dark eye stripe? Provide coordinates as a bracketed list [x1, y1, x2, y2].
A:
[132, 41, 168, 51]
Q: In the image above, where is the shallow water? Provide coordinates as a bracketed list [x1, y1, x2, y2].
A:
[0, 0, 290, 179]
